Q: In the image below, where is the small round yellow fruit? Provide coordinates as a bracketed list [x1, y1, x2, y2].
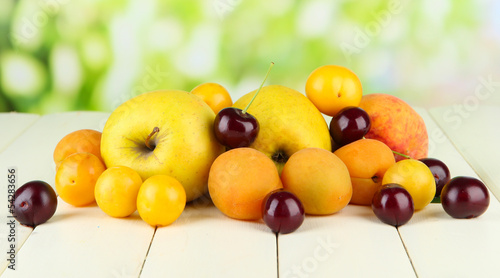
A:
[137, 175, 186, 227]
[305, 65, 363, 116]
[382, 159, 436, 210]
[95, 166, 143, 218]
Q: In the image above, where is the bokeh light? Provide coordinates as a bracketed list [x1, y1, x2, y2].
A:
[1, 0, 499, 113]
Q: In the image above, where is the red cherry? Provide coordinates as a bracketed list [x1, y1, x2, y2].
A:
[262, 189, 305, 234]
[214, 108, 259, 149]
[329, 106, 371, 146]
[441, 176, 489, 219]
[372, 183, 414, 227]
[419, 158, 451, 198]
[213, 62, 274, 149]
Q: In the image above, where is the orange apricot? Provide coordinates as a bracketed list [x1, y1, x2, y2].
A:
[334, 139, 396, 205]
[53, 129, 103, 169]
[281, 148, 352, 215]
[191, 83, 233, 114]
[208, 148, 282, 220]
[55, 152, 106, 207]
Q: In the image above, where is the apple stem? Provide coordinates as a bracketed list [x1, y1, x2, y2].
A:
[242, 62, 274, 114]
[145, 127, 160, 150]
[392, 150, 411, 159]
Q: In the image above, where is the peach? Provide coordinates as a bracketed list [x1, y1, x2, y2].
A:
[208, 148, 282, 220]
[53, 129, 103, 169]
[334, 139, 396, 205]
[359, 94, 428, 161]
[281, 148, 352, 215]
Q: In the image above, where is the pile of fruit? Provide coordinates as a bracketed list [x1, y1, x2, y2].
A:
[12, 64, 490, 234]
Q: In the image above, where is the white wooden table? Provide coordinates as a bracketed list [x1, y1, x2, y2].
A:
[0, 106, 499, 278]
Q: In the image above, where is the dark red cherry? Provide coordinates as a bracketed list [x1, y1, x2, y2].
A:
[13, 180, 58, 227]
[329, 106, 371, 146]
[441, 176, 489, 219]
[213, 62, 274, 149]
[372, 183, 414, 227]
[214, 107, 259, 149]
[419, 158, 451, 198]
[262, 189, 305, 234]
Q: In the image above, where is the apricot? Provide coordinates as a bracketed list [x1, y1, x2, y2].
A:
[55, 153, 106, 207]
[191, 82, 233, 114]
[281, 148, 352, 215]
[334, 139, 396, 205]
[208, 148, 282, 220]
[53, 129, 103, 169]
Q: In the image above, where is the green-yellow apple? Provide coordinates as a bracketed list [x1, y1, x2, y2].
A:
[233, 85, 331, 173]
[101, 90, 224, 202]
[359, 93, 428, 161]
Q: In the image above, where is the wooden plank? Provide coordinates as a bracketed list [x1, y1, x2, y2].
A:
[0, 113, 39, 274]
[396, 108, 500, 278]
[140, 201, 278, 278]
[279, 205, 416, 278]
[0, 112, 154, 277]
[428, 105, 500, 202]
[0, 113, 39, 153]
[399, 202, 500, 278]
[1, 200, 154, 278]
[0, 112, 109, 274]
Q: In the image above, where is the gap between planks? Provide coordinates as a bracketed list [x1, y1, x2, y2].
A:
[397, 228, 418, 278]
[276, 233, 279, 278]
[138, 227, 158, 277]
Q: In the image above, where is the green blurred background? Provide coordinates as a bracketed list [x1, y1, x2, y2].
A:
[1, 0, 499, 114]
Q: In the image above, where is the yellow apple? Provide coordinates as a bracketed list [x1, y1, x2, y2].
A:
[101, 90, 224, 202]
[233, 85, 331, 173]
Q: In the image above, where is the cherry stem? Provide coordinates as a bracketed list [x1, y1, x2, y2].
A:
[145, 127, 160, 150]
[242, 62, 274, 114]
[392, 150, 411, 159]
